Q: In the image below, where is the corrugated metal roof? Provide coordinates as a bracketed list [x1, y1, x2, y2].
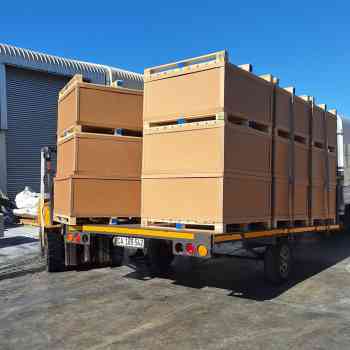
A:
[0, 43, 143, 88]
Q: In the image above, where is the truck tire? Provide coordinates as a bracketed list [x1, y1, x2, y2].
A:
[110, 243, 124, 267]
[264, 242, 292, 285]
[147, 239, 174, 275]
[46, 230, 65, 273]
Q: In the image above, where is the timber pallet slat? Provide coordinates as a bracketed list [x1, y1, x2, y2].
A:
[59, 124, 142, 140]
[144, 112, 271, 134]
[272, 219, 309, 229]
[55, 215, 141, 226]
[310, 218, 336, 226]
[141, 219, 272, 233]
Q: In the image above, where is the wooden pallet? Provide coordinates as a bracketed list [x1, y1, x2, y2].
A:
[59, 124, 143, 140]
[19, 217, 40, 227]
[310, 218, 336, 226]
[144, 50, 227, 82]
[144, 112, 271, 135]
[272, 219, 309, 229]
[141, 219, 271, 233]
[54, 215, 140, 226]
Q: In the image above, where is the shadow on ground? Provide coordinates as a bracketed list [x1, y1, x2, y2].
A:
[123, 232, 350, 301]
[0, 236, 38, 249]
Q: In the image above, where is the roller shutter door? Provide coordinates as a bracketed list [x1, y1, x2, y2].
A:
[6, 66, 69, 198]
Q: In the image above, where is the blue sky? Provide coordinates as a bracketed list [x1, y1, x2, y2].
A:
[1, 0, 349, 115]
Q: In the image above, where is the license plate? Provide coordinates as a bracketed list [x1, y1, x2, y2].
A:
[113, 236, 144, 249]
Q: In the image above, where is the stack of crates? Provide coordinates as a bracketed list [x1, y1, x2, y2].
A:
[273, 87, 311, 227]
[54, 75, 143, 225]
[311, 104, 337, 224]
[142, 51, 273, 232]
[142, 50, 338, 232]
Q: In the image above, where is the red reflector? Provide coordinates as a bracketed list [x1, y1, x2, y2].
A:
[185, 243, 195, 255]
[74, 234, 81, 243]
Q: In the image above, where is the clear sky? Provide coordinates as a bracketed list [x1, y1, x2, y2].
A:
[1, 0, 349, 116]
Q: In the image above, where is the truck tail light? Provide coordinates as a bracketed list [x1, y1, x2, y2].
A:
[197, 245, 208, 257]
[185, 243, 195, 255]
[74, 233, 81, 243]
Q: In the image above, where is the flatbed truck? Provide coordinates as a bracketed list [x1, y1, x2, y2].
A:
[41, 81, 350, 286]
[42, 139, 344, 284]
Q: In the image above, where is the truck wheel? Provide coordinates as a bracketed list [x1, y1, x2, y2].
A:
[147, 239, 174, 275]
[46, 230, 65, 273]
[110, 244, 124, 267]
[264, 242, 292, 285]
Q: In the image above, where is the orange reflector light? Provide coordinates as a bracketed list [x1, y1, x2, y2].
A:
[185, 243, 195, 255]
[197, 245, 208, 257]
[66, 233, 73, 242]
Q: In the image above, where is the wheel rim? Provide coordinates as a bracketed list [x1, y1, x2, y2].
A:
[279, 245, 290, 278]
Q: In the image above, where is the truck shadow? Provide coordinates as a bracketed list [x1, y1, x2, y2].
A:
[0, 236, 38, 249]
[125, 232, 350, 301]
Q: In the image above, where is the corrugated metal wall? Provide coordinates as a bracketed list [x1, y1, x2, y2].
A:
[6, 66, 69, 198]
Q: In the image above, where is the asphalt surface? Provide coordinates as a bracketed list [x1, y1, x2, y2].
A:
[1, 228, 350, 349]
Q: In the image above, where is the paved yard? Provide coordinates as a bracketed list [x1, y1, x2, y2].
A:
[1, 228, 350, 349]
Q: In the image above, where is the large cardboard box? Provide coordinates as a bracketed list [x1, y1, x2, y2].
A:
[54, 177, 141, 223]
[142, 175, 271, 230]
[58, 81, 143, 136]
[143, 122, 271, 178]
[142, 122, 271, 229]
[144, 51, 272, 126]
[311, 184, 336, 220]
[275, 89, 311, 138]
[57, 132, 142, 179]
[273, 138, 310, 224]
[312, 105, 336, 147]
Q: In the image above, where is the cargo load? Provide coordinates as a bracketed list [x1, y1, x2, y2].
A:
[141, 51, 337, 232]
[54, 76, 142, 224]
[58, 75, 143, 137]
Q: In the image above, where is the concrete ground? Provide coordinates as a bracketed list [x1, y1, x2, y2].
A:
[1, 228, 350, 349]
[0, 226, 40, 265]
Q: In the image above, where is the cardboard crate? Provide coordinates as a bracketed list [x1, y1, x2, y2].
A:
[142, 120, 271, 230]
[144, 51, 272, 126]
[57, 132, 141, 179]
[275, 89, 311, 138]
[58, 80, 143, 136]
[142, 122, 271, 178]
[327, 111, 337, 148]
[293, 181, 308, 221]
[312, 147, 337, 185]
[54, 177, 141, 223]
[141, 175, 271, 231]
[311, 184, 336, 220]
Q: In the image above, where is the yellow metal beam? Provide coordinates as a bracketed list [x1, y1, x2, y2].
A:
[213, 224, 341, 243]
[68, 224, 341, 244]
[68, 225, 195, 240]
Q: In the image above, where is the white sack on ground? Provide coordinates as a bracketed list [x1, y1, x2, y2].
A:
[14, 187, 40, 217]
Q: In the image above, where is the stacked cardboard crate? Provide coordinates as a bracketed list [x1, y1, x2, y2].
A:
[54, 76, 143, 224]
[142, 51, 273, 232]
[273, 88, 311, 227]
[311, 104, 337, 224]
[142, 50, 338, 232]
